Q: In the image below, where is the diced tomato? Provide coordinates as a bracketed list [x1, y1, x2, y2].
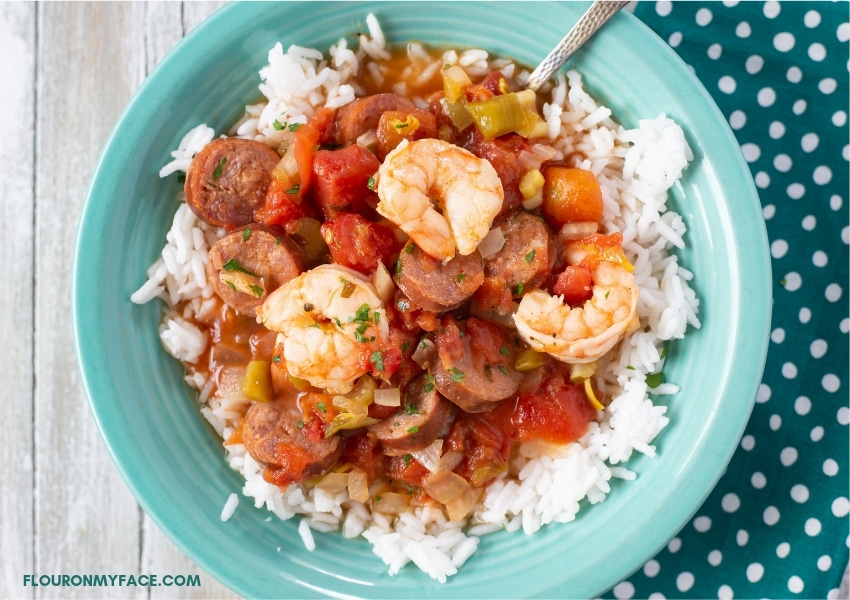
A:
[263, 443, 319, 487]
[255, 176, 314, 227]
[299, 392, 336, 441]
[512, 371, 597, 444]
[464, 70, 504, 102]
[312, 145, 381, 220]
[567, 232, 633, 271]
[552, 264, 593, 306]
[541, 166, 604, 228]
[473, 276, 513, 315]
[341, 432, 384, 482]
[450, 402, 516, 487]
[321, 212, 401, 275]
[376, 109, 438, 158]
[294, 107, 336, 194]
[385, 454, 431, 488]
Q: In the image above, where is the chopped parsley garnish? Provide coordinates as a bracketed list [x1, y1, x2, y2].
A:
[288, 122, 302, 132]
[646, 372, 663, 388]
[422, 374, 436, 393]
[273, 355, 281, 364]
[285, 183, 301, 195]
[353, 303, 371, 323]
[500, 345, 510, 356]
[401, 340, 410, 353]
[448, 368, 465, 383]
[407, 426, 420, 434]
[272, 119, 285, 131]
[395, 120, 410, 131]
[249, 284, 264, 298]
[405, 244, 415, 254]
[456, 273, 467, 283]
[242, 228, 252, 242]
[374, 495, 382, 502]
[370, 350, 385, 371]
[525, 250, 535, 263]
[316, 402, 326, 413]
[224, 280, 236, 291]
[296, 420, 305, 429]
[367, 176, 376, 191]
[404, 402, 419, 416]
[498, 365, 509, 376]
[403, 454, 412, 468]
[275, 236, 281, 246]
[604, 291, 610, 300]
[211, 156, 226, 180]
[514, 282, 524, 296]
[222, 258, 260, 278]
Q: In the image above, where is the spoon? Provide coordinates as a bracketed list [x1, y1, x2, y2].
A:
[525, 0, 630, 92]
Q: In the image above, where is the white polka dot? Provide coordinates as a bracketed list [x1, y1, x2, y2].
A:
[830, 195, 843, 211]
[774, 154, 793, 172]
[823, 458, 839, 476]
[770, 240, 789, 259]
[802, 215, 817, 230]
[613, 581, 635, 599]
[718, 75, 737, 94]
[718, 584, 734, 600]
[812, 250, 828, 267]
[789, 576, 805, 594]
[823, 373, 841, 392]
[793, 99, 807, 115]
[834, 110, 848, 127]
[647, 594, 666, 600]
[758, 87, 777, 107]
[736, 21, 751, 38]
[841, 318, 849, 333]
[769, 414, 782, 430]
[818, 555, 833, 571]
[695, 7, 712, 25]
[810, 425, 824, 442]
[780, 447, 798, 466]
[736, 529, 749, 546]
[656, 1, 672, 17]
[838, 407, 850, 425]
[776, 542, 791, 558]
[819, 77, 838, 94]
[838, 22, 850, 42]
[741, 143, 761, 162]
[722, 0, 739, 5]
[790, 484, 809, 503]
[693, 516, 712, 532]
[708, 550, 723, 566]
[676, 572, 695, 593]
[771, 328, 786, 343]
[668, 537, 682, 553]
[752, 471, 767, 488]
[782, 272, 802, 291]
[799, 307, 812, 323]
[708, 43, 723, 59]
[741, 434, 756, 451]
[774, 32, 795, 51]
[756, 172, 771, 188]
[795, 396, 812, 415]
[805, 517, 822, 536]
[644, 559, 660, 577]
[746, 562, 765, 583]
[832, 497, 850, 518]
[769, 121, 786, 139]
[804, 10, 822, 27]
[763, 506, 780, 526]
[825, 283, 843, 302]
[757, 383, 771, 403]
[764, 1, 781, 18]
[810, 340, 828, 358]
[722, 493, 741, 513]
[809, 42, 827, 61]
[668, 31, 683, 47]
[745, 55, 763, 74]
[801, 133, 820, 152]
[787, 66, 803, 83]
[814, 165, 832, 184]
[787, 183, 805, 199]
[729, 110, 746, 129]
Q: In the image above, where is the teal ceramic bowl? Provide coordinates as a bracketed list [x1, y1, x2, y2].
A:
[74, 2, 771, 598]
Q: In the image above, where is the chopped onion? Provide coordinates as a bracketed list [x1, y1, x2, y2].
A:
[372, 492, 410, 515]
[372, 261, 395, 303]
[557, 221, 598, 243]
[373, 387, 401, 407]
[316, 472, 349, 494]
[347, 470, 369, 503]
[411, 338, 436, 368]
[274, 143, 299, 179]
[423, 470, 470, 504]
[410, 439, 443, 472]
[477, 226, 506, 260]
[446, 486, 483, 522]
[436, 450, 464, 473]
[569, 361, 597, 383]
[356, 129, 378, 150]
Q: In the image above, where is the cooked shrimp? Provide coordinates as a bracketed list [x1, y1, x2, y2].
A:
[513, 260, 639, 364]
[258, 264, 389, 393]
[375, 138, 503, 261]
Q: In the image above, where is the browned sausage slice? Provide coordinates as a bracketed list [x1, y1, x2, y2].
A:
[335, 93, 416, 146]
[368, 375, 453, 456]
[484, 210, 554, 289]
[242, 399, 342, 487]
[432, 315, 523, 412]
[395, 243, 484, 312]
[185, 137, 280, 229]
[207, 224, 305, 317]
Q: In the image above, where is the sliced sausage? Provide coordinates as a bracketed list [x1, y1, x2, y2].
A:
[335, 93, 416, 146]
[242, 399, 342, 487]
[368, 375, 453, 456]
[432, 315, 523, 413]
[484, 210, 554, 289]
[207, 224, 305, 317]
[395, 243, 484, 312]
[185, 137, 281, 229]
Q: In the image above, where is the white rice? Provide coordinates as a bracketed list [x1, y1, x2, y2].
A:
[132, 15, 700, 582]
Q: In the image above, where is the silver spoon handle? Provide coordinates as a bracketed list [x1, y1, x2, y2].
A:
[525, 0, 629, 92]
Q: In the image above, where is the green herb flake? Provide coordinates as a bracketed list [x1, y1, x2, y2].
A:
[222, 258, 260, 278]
[524, 250, 535, 264]
[288, 122, 302, 132]
[604, 291, 610, 300]
[404, 403, 418, 416]
[273, 355, 281, 364]
[354, 303, 371, 322]
[316, 402, 327, 413]
[242, 228, 252, 242]
[448, 368, 465, 383]
[401, 340, 411, 353]
[456, 273, 467, 283]
[370, 351, 385, 372]
[500, 345, 510, 356]
[275, 236, 281, 246]
[272, 119, 285, 131]
[403, 454, 412, 468]
[626, 365, 635, 370]
[422, 374, 436, 393]
[224, 279, 236, 291]
[249, 284, 264, 298]
[514, 282, 524, 296]
[374, 495, 382, 502]
[367, 176, 376, 191]
[646, 372, 663, 388]
[405, 244, 415, 254]
[395, 121, 410, 131]
[407, 426, 420, 434]
[498, 365, 509, 376]
[211, 156, 227, 181]
[296, 420, 305, 429]
[285, 183, 301, 195]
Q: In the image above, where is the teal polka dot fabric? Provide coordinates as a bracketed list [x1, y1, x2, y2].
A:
[601, 2, 849, 598]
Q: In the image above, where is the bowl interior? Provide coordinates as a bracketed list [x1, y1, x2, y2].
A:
[74, 2, 771, 598]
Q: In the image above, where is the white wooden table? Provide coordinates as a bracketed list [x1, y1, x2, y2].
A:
[1, 3, 238, 598]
